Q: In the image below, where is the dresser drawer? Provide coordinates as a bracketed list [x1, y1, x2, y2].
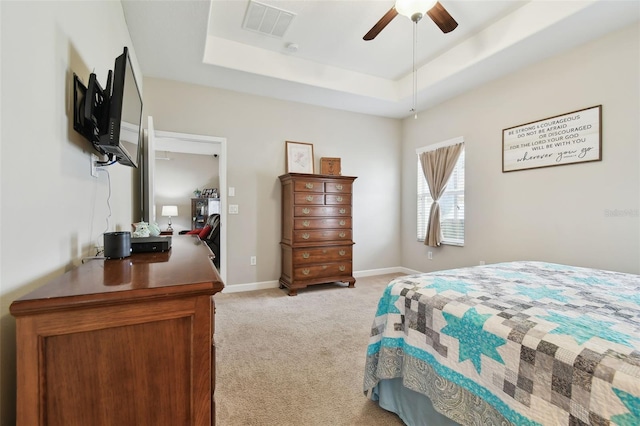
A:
[293, 263, 353, 280]
[294, 180, 324, 192]
[294, 206, 351, 217]
[294, 193, 325, 205]
[293, 229, 352, 244]
[294, 218, 351, 230]
[325, 182, 352, 193]
[292, 246, 352, 265]
[325, 194, 351, 205]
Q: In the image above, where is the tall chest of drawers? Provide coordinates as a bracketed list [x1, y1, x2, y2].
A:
[279, 173, 357, 296]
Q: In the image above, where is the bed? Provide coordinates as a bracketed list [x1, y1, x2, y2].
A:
[364, 261, 640, 425]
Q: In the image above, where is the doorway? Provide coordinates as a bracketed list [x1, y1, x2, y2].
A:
[143, 117, 228, 283]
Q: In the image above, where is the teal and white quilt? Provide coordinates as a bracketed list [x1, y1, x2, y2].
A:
[364, 262, 640, 425]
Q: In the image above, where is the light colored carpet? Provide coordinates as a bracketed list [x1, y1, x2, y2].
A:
[214, 273, 407, 426]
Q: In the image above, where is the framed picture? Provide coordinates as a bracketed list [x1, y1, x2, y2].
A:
[502, 105, 602, 172]
[286, 141, 314, 174]
[320, 157, 341, 175]
[202, 188, 214, 198]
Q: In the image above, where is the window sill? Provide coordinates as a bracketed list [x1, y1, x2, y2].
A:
[417, 239, 464, 247]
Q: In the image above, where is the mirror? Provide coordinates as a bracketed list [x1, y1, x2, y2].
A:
[143, 117, 227, 283]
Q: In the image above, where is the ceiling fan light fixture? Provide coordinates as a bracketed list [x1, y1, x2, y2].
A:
[363, 0, 457, 41]
[395, 0, 437, 22]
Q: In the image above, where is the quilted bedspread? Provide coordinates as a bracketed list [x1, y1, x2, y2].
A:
[364, 262, 640, 425]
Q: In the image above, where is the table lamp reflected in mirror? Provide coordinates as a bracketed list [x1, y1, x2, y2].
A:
[161, 205, 178, 231]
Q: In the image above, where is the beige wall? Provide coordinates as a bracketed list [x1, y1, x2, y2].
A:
[142, 79, 403, 286]
[0, 1, 140, 423]
[401, 23, 640, 274]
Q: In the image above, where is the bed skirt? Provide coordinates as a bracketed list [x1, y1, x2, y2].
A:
[372, 378, 461, 426]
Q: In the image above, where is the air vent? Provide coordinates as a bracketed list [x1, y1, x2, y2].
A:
[242, 0, 295, 38]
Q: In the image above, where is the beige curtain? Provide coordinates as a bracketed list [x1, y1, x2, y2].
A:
[419, 142, 464, 247]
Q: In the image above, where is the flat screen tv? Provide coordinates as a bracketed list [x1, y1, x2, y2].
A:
[98, 47, 143, 167]
[73, 46, 143, 168]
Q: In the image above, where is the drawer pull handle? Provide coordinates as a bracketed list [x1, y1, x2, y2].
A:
[302, 269, 310, 276]
[339, 265, 346, 272]
[339, 250, 346, 256]
[305, 195, 313, 202]
[339, 208, 346, 214]
[322, 249, 327, 254]
[302, 233, 310, 240]
[339, 232, 346, 238]
[336, 196, 343, 202]
[336, 184, 343, 190]
[302, 208, 311, 215]
[302, 252, 310, 259]
[322, 265, 328, 269]
[305, 182, 314, 189]
[302, 220, 310, 227]
[339, 220, 346, 226]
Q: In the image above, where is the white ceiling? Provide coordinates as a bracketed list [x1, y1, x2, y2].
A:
[122, 0, 640, 119]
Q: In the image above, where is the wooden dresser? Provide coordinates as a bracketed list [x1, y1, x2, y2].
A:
[10, 236, 224, 426]
[279, 173, 357, 296]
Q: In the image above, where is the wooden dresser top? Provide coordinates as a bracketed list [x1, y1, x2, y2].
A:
[11, 235, 224, 316]
[278, 173, 357, 182]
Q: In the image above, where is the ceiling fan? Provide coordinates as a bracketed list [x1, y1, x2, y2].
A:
[363, 0, 458, 40]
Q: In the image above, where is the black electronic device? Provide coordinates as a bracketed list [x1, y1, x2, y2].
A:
[104, 231, 132, 259]
[72, 46, 143, 168]
[131, 236, 172, 254]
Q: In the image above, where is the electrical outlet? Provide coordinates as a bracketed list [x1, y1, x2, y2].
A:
[250, 256, 256, 266]
[229, 204, 239, 214]
[90, 154, 99, 177]
[479, 260, 486, 265]
[428, 251, 433, 260]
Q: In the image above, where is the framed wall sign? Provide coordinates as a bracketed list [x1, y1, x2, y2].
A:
[286, 141, 314, 174]
[320, 157, 341, 175]
[502, 105, 602, 172]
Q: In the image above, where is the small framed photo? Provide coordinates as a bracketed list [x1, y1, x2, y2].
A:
[286, 141, 314, 174]
[320, 157, 341, 175]
[202, 188, 214, 198]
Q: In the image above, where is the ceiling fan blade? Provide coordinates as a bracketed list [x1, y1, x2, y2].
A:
[363, 7, 398, 41]
[426, 2, 458, 33]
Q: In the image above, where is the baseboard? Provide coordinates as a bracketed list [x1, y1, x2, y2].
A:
[221, 279, 281, 293]
[354, 266, 416, 277]
[222, 266, 420, 293]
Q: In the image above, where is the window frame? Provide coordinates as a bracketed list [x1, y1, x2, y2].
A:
[416, 137, 465, 246]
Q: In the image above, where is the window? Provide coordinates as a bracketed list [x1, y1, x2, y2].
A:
[417, 148, 465, 245]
